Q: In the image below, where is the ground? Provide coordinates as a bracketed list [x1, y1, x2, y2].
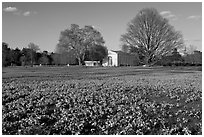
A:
[2, 66, 202, 135]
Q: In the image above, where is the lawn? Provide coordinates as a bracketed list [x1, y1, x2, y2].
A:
[2, 66, 202, 135]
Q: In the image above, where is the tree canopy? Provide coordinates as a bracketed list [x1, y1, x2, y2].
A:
[121, 8, 184, 65]
[56, 24, 106, 65]
[85, 44, 108, 64]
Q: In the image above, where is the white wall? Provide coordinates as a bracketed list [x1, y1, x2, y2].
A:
[108, 50, 118, 66]
[102, 50, 119, 66]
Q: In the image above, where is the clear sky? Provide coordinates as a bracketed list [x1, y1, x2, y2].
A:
[2, 2, 202, 52]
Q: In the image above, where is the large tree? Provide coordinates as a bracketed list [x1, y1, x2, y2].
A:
[56, 24, 105, 65]
[121, 8, 184, 65]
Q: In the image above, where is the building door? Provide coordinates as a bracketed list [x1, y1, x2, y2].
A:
[108, 56, 112, 66]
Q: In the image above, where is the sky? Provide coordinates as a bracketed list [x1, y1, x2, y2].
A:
[2, 2, 202, 52]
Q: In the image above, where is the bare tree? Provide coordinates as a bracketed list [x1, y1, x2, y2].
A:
[121, 8, 184, 65]
[56, 24, 105, 65]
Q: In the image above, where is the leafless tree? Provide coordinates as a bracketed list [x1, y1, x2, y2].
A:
[121, 8, 184, 65]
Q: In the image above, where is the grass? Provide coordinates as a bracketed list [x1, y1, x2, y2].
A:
[2, 66, 202, 135]
[2, 65, 201, 80]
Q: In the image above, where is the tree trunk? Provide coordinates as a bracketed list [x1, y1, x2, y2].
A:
[144, 54, 151, 66]
[78, 57, 82, 65]
[30, 50, 34, 67]
[81, 52, 86, 65]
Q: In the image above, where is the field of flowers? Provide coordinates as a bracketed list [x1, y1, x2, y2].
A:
[2, 66, 202, 135]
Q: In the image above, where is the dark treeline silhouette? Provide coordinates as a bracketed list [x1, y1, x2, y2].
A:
[3, 41, 201, 67]
[155, 48, 202, 66]
[2, 42, 54, 67]
[2, 42, 108, 67]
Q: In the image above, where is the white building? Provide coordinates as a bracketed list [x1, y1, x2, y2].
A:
[84, 61, 100, 66]
[103, 50, 139, 66]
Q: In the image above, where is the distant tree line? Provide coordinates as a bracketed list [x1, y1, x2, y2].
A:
[2, 41, 108, 67]
[3, 41, 201, 67]
[156, 48, 202, 66]
[2, 42, 51, 67]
